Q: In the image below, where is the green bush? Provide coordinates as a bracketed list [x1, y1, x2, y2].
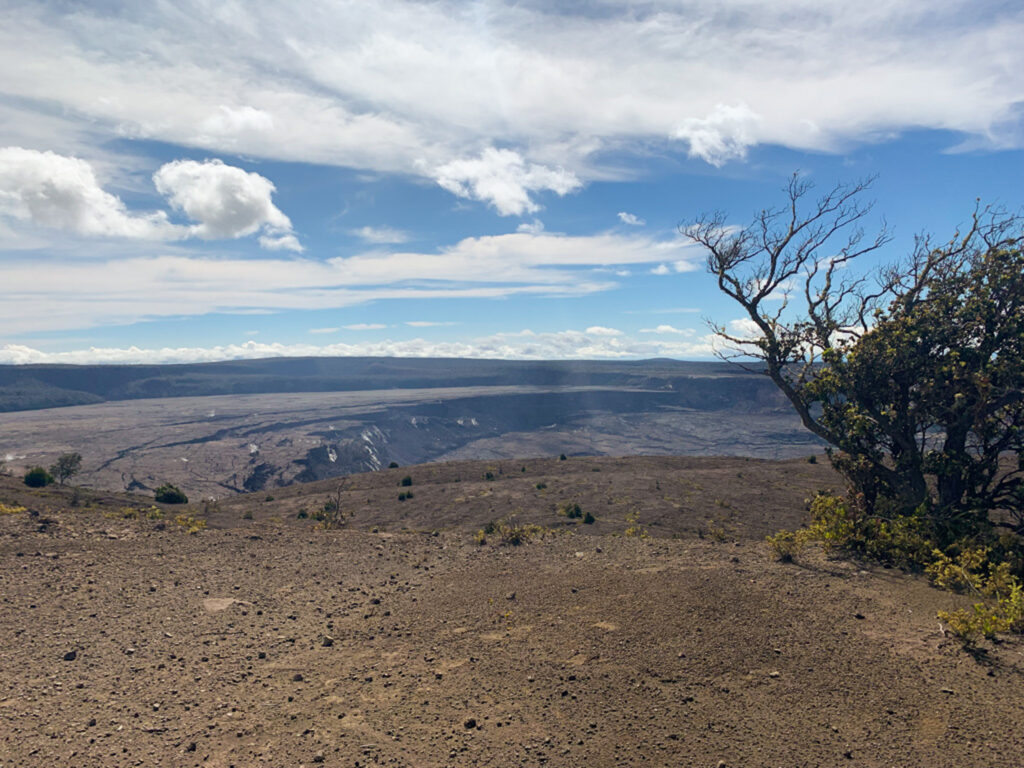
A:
[23, 467, 54, 488]
[154, 484, 188, 504]
[400, 476, 413, 487]
[582, 511, 595, 525]
[558, 502, 583, 519]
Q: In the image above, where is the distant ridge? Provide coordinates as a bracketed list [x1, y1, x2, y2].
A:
[0, 356, 758, 413]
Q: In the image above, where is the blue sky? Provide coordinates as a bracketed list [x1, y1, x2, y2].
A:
[0, 0, 1022, 364]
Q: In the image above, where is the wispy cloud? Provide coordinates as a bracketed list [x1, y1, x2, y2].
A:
[1, 1, 1019, 210]
[0, 230, 696, 333]
[405, 321, 458, 327]
[308, 327, 340, 334]
[350, 226, 410, 244]
[617, 211, 645, 226]
[344, 323, 388, 330]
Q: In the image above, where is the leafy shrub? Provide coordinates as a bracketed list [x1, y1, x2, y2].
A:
[155, 484, 188, 504]
[484, 471, 495, 481]
[388, 461, 400, 468]
[398, 491, 414, 501]
[173, 514, 206, 534]
[582, 511, 595, 525]
[807, 455, 817, 464]
[766, 529, 811, 562]
[624, 510, 647, 538]
[23, 467, 54, 488]
[559, 454, 567, 461]
[535, 482, 547, 490]
[242, 509, 254, 520]
[559, 502, 583, 519]
[0, 502, 27, 515]
[474, 515, 547, 546]
[400, 476, 413, 487]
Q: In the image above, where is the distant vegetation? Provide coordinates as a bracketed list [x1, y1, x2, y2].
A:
[50, 452, 82, 486]
[23, 466, 54, 488]
[154, 483, 188, 504]
[697, 176, 1024, 644]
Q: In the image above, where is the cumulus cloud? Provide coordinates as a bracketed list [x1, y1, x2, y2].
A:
[434, 148, 581, 216]
[0, 147, 178, 239]
[650, 264, 670, 275]
[153, 159, 301, 250]
[617, 212, 644, 226]
[651, 260, 700, 275]
[0, 326, 718, 365]
[673, 103, 762, 166]
[350, 226, 410, 244]
[0, 148, 300, 250]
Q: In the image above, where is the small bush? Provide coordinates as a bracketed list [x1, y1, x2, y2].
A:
[173, 514, 206, 534]
[558, 502, 583, 519]
[23, 467, 54, 488]
[242, 509, 254, 520]
[398, 491, 414, 501]
[582, 511, 595, 525]
[807, 455, 817, 464]
[297, 509, 309, 519]
[559, 454, 567, 461]
[624, 510, 647, 538]
[766, 529, 811, 562]
[535, 482, 547, 490]
[484, 471, 495, 481]
[264, 494, 274, 502]
[155, 484, 188, 505]
[388, 461, 400, 468]
[400, 476, 413, 487]
[475, 515, 547, 546]
[0, 503, 27, 515]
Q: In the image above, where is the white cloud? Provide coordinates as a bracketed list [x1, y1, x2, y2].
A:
[0, 147, 178, 239]
[350, 225, 410, 244]
[584, 326, 622, 336]
[517, 219, 545, 235]
[0, 327, 718, 365]
[153, 159, 301, 250]
[434, 148, 582, 216]
[617, 211, 645, 226]
[0, 230, 695, 333]
[1, 1, 1018, 191]
[0, 148, 301, 250]
[650, 260, 699, 275]
[640, 325, 695, 336]
[673, 103, 762, 166]
[650, 264, 670, 275]
[308, 327, 340, 334]
[344, 323, 387, 330]
[405, 321, 458, 327]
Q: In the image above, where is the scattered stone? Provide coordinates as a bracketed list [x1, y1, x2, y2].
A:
[62, 650, 77, 661]
[464, 718, 477, 729]
[322, 636, 335, 647]
[293, 673, 304, 682]
[506, 591, 516, 601]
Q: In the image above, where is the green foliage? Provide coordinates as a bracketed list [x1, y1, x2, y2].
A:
[398, 491, 414, 501]
[535, 482, 547, 490]
[624, 510, 647, 538]
[559, 502, 583, 519]
[559, 454, 567, 461]
[23, 466, 54, 488]
[766, 529, 811, 562]
[400, 475, 413, 487]
[154, 484, 188, 504]
[695, 180, 1024, 547]
[927, 547, 1024, 644]
[173, 513, 206, 534]
[388, 461, 400, 468]
[582, 510, 595, 525]
[474, 515, 547, 546]
[49, 452, 82, 485]
[0, 502, 27, 515]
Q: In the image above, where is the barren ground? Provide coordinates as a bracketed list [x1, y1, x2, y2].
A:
[2, 456, 1022, 767]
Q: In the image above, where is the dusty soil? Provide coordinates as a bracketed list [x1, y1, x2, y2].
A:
[1, 457, 1023, 768]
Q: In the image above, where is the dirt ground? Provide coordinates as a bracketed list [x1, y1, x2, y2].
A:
[1, 457, 1023, 767]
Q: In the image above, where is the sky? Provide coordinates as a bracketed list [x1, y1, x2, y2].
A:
[0, 0, 1022, 365]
